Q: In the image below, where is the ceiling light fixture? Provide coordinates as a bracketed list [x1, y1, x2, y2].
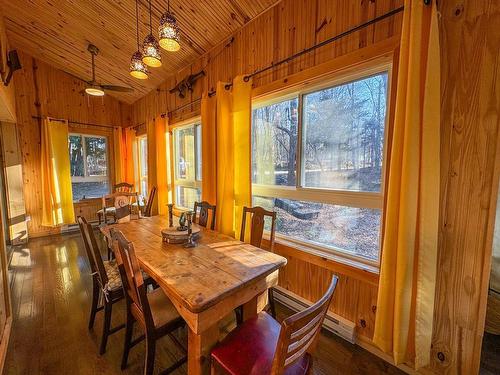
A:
[130, 0, 149, 79]
[159, 0, 180, 52]
[142, 0, 162, 68]
[85, 85, 105, 97]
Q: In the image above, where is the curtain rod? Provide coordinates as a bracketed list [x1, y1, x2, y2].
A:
[156, 5, 404, 119]
[31, 116, 118, 129]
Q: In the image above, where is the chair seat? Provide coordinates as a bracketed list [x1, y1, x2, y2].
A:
[211, 312, 311, 375]
[97, 207, 116, 216]
[103, 260, 152, 292]
[147, 287, 182, 329]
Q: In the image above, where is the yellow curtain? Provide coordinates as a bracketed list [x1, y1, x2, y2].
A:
[215, 76, 253, 237]
[112, 127, 124, 183]
[215, 81, 234, 236]
[124, 127, 136, 185]
[40, 118, 75, 226]
[373, 0, 440, 369]
[201, 93, 217, 204]
[155, 116, 169, 215]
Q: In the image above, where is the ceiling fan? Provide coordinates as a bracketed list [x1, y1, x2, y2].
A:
[83, 44, 133, 96]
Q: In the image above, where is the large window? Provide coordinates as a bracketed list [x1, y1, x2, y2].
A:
[137, 136, 148, 197]
[69, 134, 109, 200]
[252, 69, 390, 263]
[173, 122, 202, 210]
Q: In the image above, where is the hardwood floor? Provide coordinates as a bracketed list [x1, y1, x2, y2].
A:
[4, 232, 404, 374]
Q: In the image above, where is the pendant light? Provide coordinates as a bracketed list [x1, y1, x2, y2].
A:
[130, 0, 149, 79]
[142, 0, 162, 68]
[159, 0, 180, 52]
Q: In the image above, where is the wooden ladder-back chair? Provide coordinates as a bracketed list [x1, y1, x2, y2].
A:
[111, 229, 187, 375]
[77, 216, 125, 355]
[98, 191, 139, 225]
[193, 201, 216, 230]
[237, 206, 277, 321]
[143, 186, 157, 217]
[113, 182, 134, 193]
[211, 276, 338, 375]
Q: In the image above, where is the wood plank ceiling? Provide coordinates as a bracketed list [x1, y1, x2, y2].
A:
[2, 0, 280, 104]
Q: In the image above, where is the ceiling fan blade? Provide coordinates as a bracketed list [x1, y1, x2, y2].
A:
[100, 85, 134, 92]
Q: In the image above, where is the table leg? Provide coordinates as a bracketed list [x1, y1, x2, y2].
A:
[187, 323, 219, 375]
[241, 294, 260, 322]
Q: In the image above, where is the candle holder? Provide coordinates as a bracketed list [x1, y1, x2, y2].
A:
[167, 203, 174, 227]
[184, 211, 196, 248]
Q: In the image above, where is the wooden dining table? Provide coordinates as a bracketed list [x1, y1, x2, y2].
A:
[100, 215, 287, 375]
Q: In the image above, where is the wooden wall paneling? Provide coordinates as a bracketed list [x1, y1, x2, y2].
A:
[13, 51, 132, 237]
[429, 0, 500, 374]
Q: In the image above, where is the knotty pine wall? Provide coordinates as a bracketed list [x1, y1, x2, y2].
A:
[12, 51, 132, 237]
[130, 0, 404, 347]
[130, 0, 500, 373]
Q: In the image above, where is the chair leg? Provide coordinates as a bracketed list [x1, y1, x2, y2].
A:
[88, 280, 100, 330]
[99, 301, 112, 355]
[98, 212, 102, 225]
[144, 336, 156, 375]
[121, 309, 134, 370]
[268, 288, 276, 319]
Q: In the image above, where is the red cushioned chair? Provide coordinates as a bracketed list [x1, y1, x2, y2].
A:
[211, 276, 338, 375]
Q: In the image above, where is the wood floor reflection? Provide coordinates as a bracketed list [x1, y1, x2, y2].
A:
[4, 232, 404, 375]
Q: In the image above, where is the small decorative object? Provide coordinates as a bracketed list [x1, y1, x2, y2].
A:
[168, 203, 174, 227]
[184, 211, 196, 248]
[161, 222, 201, 244]
[142, 0, 162, 68]
[177, 212, 187, 231]
[159, 0, 180, 52]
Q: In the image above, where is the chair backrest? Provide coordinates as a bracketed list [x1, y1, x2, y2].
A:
[77, 216, 108, 287]
[113, 182, 134, 193]
[240, 206, 277, 250]
[271, 276, 338, 375]
[102, 192, 139, 223]
[193, 201, 216, 230]
[143, 186, 157, 217]
[111, 229, 155, 328]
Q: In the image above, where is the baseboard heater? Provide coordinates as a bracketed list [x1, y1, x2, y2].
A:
[272, 286, 356, 344]
[60, 220, 99, 234]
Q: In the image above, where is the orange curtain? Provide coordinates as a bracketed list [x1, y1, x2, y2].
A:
[123, 127, 136, 185]
[112, 127, 124, 183]
[201, 93, 217, 205]
[155, 116, 169, 215]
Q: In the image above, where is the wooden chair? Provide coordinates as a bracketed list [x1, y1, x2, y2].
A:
[113, 182, 134, 193]
[98, 191, 139, 225]
[77, 216, 125, 355]
[237, 206, 277, 321]
[111, 229, 187, 375]
[211, 276, 338, 375]
[143, 186, 157, 217]
[193, 201, 216, 230]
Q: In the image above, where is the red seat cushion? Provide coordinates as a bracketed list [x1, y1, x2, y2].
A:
[211, 312, 311, 375]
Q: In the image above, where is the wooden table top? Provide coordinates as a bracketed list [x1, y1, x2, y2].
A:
[101, 215, 287, 313]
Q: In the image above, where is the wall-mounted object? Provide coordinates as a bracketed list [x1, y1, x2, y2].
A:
[3, 50, 21, 87]
[169, 70, 205, 98]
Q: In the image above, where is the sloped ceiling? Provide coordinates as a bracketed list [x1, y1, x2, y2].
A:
[2, 0, 280, 104]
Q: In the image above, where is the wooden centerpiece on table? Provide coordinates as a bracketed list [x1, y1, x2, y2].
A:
[161, 209, 200, 244]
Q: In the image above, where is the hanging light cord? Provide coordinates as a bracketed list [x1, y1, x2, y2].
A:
[135, 0, 140, 49]
[167, 0, 170, 12]
[149, 0, 153, 34]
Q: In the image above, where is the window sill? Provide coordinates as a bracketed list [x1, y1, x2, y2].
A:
[264, 236, 380, 286]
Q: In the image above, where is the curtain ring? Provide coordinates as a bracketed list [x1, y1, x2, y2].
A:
[243, 75, 250, 82]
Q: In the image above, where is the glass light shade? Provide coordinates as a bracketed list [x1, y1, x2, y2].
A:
[159, 12, 180, 52]
[129, 51, 149, 79]
[142, 34, 162, 67]
[85, 85, 105, 96]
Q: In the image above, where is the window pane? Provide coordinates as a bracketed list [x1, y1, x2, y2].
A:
[69, 135, 84, 177]
[85, 136, 107, 176]
[175, 127, 196, 181]
[253, 195, 381, 261]
[302, 73, 388, 192]
[139, 137, 148, 177]
[140, 178, 148, 198]
[252, 98, 299, 186]
[72, 182, 110, 201]
[176, 186, 201, 210]
[196, 124, 202, 181]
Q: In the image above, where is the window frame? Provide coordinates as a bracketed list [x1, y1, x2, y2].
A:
[137, 135, 148, 197]
[251, 62, 393, 268]
[69, 133, 109, 184]
[171, 118, 202, 210]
